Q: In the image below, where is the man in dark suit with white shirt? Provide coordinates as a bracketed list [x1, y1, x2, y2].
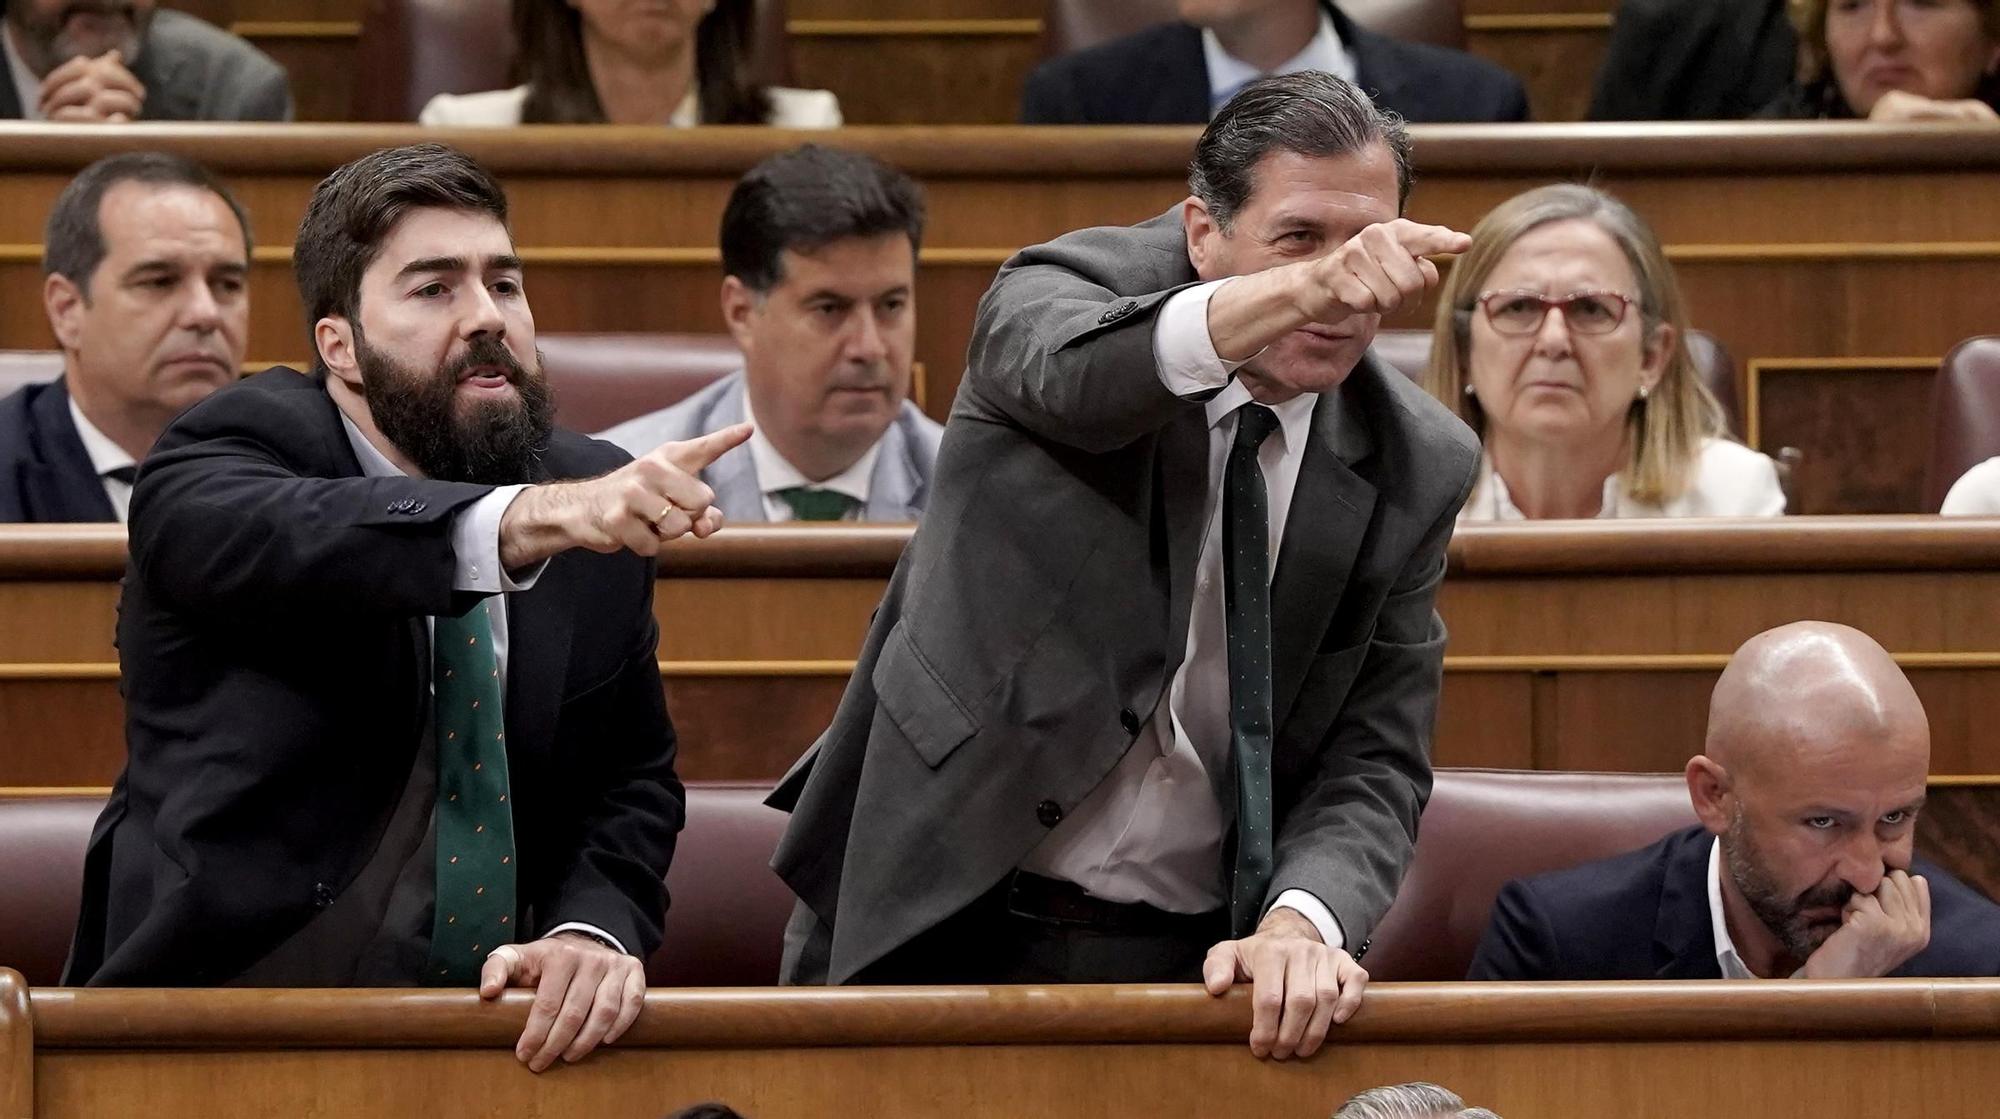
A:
[772, 73, 1480, 1061]
[1020, 0, 1529, 124]
[0, 151, 249, 523]
[2, 0, 290, 122]
[1471, 621, 2000, 981]
[65, 143, 750, 1072]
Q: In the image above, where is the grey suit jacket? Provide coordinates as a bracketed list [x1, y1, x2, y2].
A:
[767, 210, 1482, 984]
[596, 371, 942, 522]
[0, 10, 292, 121]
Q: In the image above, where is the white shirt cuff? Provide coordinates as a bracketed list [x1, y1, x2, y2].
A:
[1150, 278, 1261, 398]
[451, 484, 546, 593]
[1270, 889, 1345, 953]
[543, 921, 629, 955]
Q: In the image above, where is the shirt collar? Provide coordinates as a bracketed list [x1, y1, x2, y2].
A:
[65, 393, 137, 477]
[742, 392, 879, 504]
[339, 410, 406, 479]
[1707, 837, 1758, 980]
[1201, 7, 1352, 109]
[3, 25, 45, 121]
[668, 89, 699, 127]
[1203, 378, 1320, 458]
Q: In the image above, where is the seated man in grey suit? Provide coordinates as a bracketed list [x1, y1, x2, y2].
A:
[600, 145, 942, 523]
[2, 0, 291, 122]
[1471, 621, 2000, 981]
[770, 73, 1479, 1061]
[0, 151, 250, 523]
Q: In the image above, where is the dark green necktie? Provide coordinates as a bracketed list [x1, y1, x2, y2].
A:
[1224, 404, 1281, 937]
[776, 486, 861, 522]
[426, 600, 518, 984]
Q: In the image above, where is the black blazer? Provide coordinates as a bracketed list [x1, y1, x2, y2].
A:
[1020, 2, 1529, 125]
[1586, 0, 1795, 121]
[0, 376, 118, 524]
[64, 367, 684, 985]
[1468, 826, 2000, 980]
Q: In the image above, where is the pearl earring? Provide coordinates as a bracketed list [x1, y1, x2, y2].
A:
[1637, 385, 1652, 401]
[1463, 383, 1477, 398]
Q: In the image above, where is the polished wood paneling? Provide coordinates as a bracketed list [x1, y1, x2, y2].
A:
[13, 521, 2000, 782]
[1465, 20, 1606, 123]
[791, 23, 1044, 124]
[1751, 359, 1939, 515]
[245, 23, 359, 123]
[21, 981, 2000, 1119]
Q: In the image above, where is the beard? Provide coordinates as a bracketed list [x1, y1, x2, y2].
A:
[354, 331, 555, 486]
[9, 1, 151, 74]
[1722, 810, 1854, 963]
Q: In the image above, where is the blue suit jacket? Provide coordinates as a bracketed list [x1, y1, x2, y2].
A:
[595, 371, 943, 523]
[1020, 1, 1529, 125]
[1468, 825, 2000, 980]
[0, 376, 117, 524]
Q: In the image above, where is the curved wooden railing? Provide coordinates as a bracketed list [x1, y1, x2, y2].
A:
[17, 976, 2000, 1049]
[10, 518, 2000, 582]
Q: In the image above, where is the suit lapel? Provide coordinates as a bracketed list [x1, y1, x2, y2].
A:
[702, 380, 766, 523]
[24, 378, 117, 522]
[1337, 7, 1414, 118]
[502, 562, 574, 775]
[1654, 830, 1725, 979]
[863, 417, 924, 521]
[1157, 23, 1214, 123]
[1159, 409, 1210, 667]
[1270, 380, 1376, 723]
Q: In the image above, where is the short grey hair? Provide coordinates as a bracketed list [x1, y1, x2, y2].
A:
[1188, 70, 1412, 230]
[1333, 1082, 1502, 1119]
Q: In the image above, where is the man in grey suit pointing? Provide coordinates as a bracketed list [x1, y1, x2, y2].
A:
[769, 72, 1478, 1060]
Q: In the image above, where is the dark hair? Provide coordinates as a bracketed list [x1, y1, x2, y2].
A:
[719, 144, 926, 292]
[512, 0, 771, 124]
[661, 1106, 747, 1119]
[1189, 71, 1412, 229]
[43, 152, 252, 297]
[293, 143, 510, 338]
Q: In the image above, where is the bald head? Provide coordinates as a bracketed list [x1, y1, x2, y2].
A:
[1704, 621, 1929, 781]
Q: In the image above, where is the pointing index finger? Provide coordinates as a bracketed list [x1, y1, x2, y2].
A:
[657, 421, 753, 474]
[1393, 222, 1472, 259]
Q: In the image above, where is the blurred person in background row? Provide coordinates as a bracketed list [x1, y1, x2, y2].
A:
[1020, 0, 1527, 124]
[421, 0, 839, 126]
[1424, 184, 1785, 521]
[1760, 0, 2000, 121]
[0, 152, 249, 523]
[601, 145, 941, 522]
[1586, 0, 1796, 120]
[1, 0, 290, 121]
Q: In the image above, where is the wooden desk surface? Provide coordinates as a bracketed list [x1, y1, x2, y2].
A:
[12, 974, 2000, 1118]
[0, 122, 1994, 511]
[4, 519, 2000, 780]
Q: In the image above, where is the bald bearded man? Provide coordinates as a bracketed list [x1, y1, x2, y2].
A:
[1468, 621, 2000, 980]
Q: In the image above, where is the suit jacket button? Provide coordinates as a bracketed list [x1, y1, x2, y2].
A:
[1119, 708, 1141, 735]
[1097, 301, 1137, 325]
[1355, 937, 1371, 961]
[1036, 800, 1063, 828]
[406, 500, 427, 514]
[313, 882, 335, 908]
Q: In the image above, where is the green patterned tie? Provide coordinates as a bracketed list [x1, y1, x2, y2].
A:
[426, 600, 518, 984]
[1224, 404, 1280, 938]
[775, 486, 861, 522]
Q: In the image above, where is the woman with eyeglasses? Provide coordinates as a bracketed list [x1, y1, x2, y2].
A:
[1423, 184, 1786, 520]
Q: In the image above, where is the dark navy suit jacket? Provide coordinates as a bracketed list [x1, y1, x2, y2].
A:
[1469, 825, 2000, 980]
[0, 377, 118, 524]
[1020, 2, 1529, 125]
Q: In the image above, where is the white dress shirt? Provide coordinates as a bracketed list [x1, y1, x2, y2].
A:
[1020, 279, 1342, 950]
[1940, 457, 2000, 515]
[339, 413, 625, 954]
[2, 25, 46, 121]
[744, 395, 878, 522]
[1458, 437, 1787, 521]
[1201, 8, 1355, 115]
[66, 396, 137, 522]
[1708, 837, 1802, 980]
